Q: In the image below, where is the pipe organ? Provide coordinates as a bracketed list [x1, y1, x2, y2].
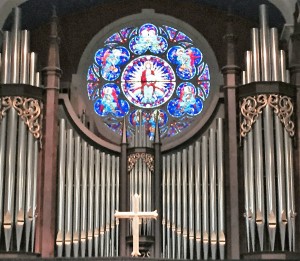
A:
[162, 118, 225, 260]
[56, 118, 120, 257]
[240, 4, 296, 253]
[0, 7, 42, 253]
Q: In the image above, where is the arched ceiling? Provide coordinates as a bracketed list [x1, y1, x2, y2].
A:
[0, 0, 297, 32]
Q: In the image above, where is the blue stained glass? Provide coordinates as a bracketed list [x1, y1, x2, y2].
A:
[175, 31, 192, 42]
[129, 27, 138, 38]
[121, 55, 176, 108]
[179, 42, 194, 48]
[159, 27, 168, 38]
[198, 63, 210, 81]
[95, 46, 130, 81]
[87, 22, 211, 139]
[94, 83, 129, 117]
[168, 82, 203, 117]
[87, 66, 98, 81]
[197, 87, 205, 100]
[167, 46, 202, 80]
[105, 32, 122, 43]
[163, 25, 177, 40]
[199, 81, 210, 97]
[129, 24, 168, 55]
[120, 27, 133, 40]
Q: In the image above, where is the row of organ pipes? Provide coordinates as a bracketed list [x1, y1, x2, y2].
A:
[162, 118, 225, 260]
[241, 5, 295, 252]
[56, 118, 120, 257]
[0, 7, 41, 252]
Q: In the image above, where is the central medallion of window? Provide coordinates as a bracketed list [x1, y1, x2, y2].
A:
[121, 55, 176, 108]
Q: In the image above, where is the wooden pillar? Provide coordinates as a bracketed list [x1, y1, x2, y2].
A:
[289, 2, 300, 252]
[35, 9, 61, 257]
[221, 14, 241, 259]
[153, 119, 162, 258]
[119, 119, 128, 256]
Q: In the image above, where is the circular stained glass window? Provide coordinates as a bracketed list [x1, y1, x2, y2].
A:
[87, 23, 211, 139]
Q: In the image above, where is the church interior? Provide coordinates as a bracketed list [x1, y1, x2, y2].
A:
[0, 0, 299, 260]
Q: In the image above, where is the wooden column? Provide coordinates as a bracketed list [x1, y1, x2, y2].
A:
[290, 2, 300, 252]
[119, 119, 128, 256]
[153, 119, 162, 258]
[221, 14, 241, 259]
[35, 9, 62, 257]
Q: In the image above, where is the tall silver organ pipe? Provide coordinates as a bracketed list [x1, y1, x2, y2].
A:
[241, 4, 295, 253]
[56, 121, 120, 257]
[162, 118, 224, 260]
[0, 7, 41, 253]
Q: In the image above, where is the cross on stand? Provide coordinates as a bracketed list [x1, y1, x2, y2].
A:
[115, 193, 158, 257]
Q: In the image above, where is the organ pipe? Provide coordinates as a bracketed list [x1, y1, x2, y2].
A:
[73, 135, 81, 257]
[176, 151, 182, 260]
[88, 146, 95, 257]
[202, 136, 209, 260]
[56, 119, 66, 256]
[188, 146, 194, 260]
[94, 149, 101, 257]
[65, 129, 74, 257]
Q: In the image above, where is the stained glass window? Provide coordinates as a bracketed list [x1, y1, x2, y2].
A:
[87, 23, 211, 139]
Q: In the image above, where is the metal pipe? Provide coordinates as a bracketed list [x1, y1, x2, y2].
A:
[202, 136, 209, 260]
[87, 145, 95, 257]
[194, 141, 201, 259]
[171, 153, 176, 259]
[100, 152, 106, 256]
[105, 154, 111, 256]
[270, 28, 280, 81]
[15, 118, 27, 251]
[217, 118, 225, 259]
[284, 130, 296, 251]
[146, 167, 152, 235]
[80, 140, 88, 257]
[254, 117, 265, 250]
[176, 151, 182, 259]
[11, 7, 21, 84]
[1, 31, 11, 84]
[29, 52, 37, 86]
[182, 149, 188, 259]
[73, 135, 81, 257]
[242, 71, 246, 85]
[0, 116, 7, 242]
[142, 160, 147, 234]
[274, 115, 287, 250]
[20, 30, 30, 84]
[94, 149, 101, 257]
[243, 138, 250, 252]
[162, 156, 166, 258]
[188, 145, 194, 259]
[115, 157, 120, 256]
[111, 156, 116, 256]
[259, 4, 271, 81]
[280, 50, 287, 82]
[209, 129, 217, 259]
[65, 129, 74, 257]
[251, 28, 261, 81]
[31, 139, 38, 252]
[166, 155, 171, 258]
[263, 105, 277, 250]
[245, 51, 253, 84]
[247, 130, 256, 251]
[56, 119, 66, 256]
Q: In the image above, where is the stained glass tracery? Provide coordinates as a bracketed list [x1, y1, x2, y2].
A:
[87, 23, 211, 140]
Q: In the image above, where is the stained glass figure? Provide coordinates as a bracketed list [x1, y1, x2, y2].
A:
[87, 22, 211, 140]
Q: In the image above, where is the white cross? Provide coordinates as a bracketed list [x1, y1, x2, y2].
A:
[115, 193, 158, 257]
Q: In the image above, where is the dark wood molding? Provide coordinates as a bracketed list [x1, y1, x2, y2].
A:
[0, 84, 44, 100]
[238, 81, 296, 98]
